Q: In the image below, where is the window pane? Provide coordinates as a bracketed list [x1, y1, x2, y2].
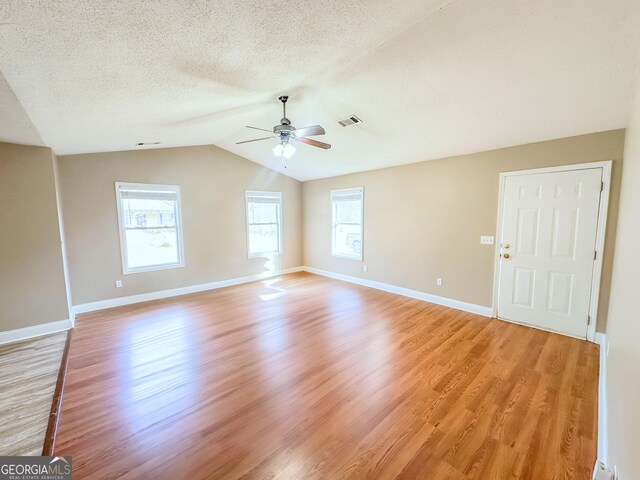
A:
[117, 183, 184, 273]
[122, 198, 176, 228]
[246, 191, 282, 257]
[125, 228, 179, 269]
[331, 188, 363, 260]
[335, 200, 361, 224]
[333, 224, 362, 257]
[249, 203, 278, 224]
[248, 224, 279, 255]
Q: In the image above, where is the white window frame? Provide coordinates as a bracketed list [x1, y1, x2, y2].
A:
[331, 187, 364, 261]
[115, 182, 185, 275]
[245, 190, 283, 258]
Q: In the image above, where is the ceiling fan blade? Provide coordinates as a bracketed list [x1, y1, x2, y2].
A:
[246, 125, 274, 133]
[236, 136, 276, 145]
[294, 125, 325, 137]
[295, 136, 331, 149]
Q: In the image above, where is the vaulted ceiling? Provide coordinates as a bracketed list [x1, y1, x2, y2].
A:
[1, 0, 639, 180]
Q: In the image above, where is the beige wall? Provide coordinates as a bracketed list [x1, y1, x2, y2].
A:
[58, 145, 302, 305]
[0, 142, 69, 331]
[1, 130, 625, 336]
[303, 130, 625, 332]
[605, 76, 640, 477]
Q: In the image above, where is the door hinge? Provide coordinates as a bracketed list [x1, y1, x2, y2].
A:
[601, 181, 604, 192]
[587, 315, 591, 326]
[594, 250, 597, 260]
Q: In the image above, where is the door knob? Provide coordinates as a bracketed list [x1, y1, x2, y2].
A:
[503, 253, 510, 259]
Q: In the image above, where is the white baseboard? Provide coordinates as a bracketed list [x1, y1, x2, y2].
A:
[0, 319, 73, 345]
[73, 267, 305, 315]
[594, 332, 608, 467]
[73, 265, 492, 318]
[302, 266, 493, 317]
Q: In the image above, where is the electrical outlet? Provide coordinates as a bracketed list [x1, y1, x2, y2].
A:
[363, 265, 368, 273]
[115, 280, 122, 288]
[436, 278, 443, 286]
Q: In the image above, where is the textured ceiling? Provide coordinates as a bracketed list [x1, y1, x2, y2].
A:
[0, 71, 43, 146]
[1, 0, 639, 180]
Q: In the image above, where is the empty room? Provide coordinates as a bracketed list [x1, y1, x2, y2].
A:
[1, 1, 640, 479]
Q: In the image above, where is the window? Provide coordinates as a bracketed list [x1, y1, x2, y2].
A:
[115, 182, 184, 274]
[332, 187, 363, 260]
[246, 191, 282, 257]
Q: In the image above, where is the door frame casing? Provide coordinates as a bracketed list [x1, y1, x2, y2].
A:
[491, 161, 612, 343]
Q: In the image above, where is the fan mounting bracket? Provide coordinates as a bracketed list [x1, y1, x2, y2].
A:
[274, 124, 294, 134]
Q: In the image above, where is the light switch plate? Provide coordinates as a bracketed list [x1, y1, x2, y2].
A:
[480, 236, 495, 245]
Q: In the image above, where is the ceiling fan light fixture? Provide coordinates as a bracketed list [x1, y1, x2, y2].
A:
[273, 143, 285, 157]
[273, 140, 296, 159]
[283, 143, 296, 159]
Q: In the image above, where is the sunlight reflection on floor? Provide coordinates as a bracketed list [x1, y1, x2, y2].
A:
[120, 311, 196, 434]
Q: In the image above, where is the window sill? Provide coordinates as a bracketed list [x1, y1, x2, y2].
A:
[123, 262, 185, 275]
[332, 254, 363, 262]
[248, 251, 282, 259]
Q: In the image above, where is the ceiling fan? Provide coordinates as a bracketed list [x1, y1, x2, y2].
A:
[236, 95, 331, 160]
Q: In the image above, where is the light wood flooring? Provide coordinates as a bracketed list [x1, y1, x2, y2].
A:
[0, 331, 67, 455]
[54, 272, 599, 479]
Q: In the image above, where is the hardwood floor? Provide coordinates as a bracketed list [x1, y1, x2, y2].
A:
[0, 332, 67, 455]
[54, 272, 599, 479]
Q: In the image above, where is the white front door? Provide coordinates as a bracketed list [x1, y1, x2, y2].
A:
[497, 168, 602, 338]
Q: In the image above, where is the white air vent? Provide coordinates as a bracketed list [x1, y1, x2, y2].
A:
[338, 115, 363, 127]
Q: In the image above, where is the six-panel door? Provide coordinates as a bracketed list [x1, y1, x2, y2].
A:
[497, 168, 602, 338]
